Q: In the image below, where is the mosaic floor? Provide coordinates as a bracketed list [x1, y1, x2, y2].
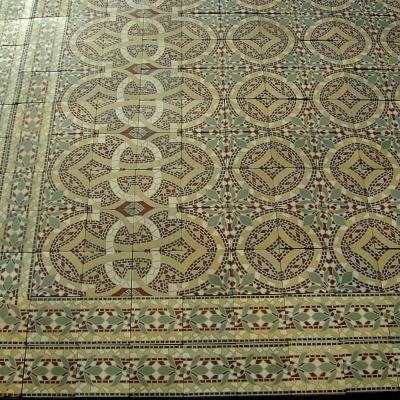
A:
[1, 0, 400, 397]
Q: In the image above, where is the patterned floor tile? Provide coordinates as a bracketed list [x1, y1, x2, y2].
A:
[364, 0, 400, 16]
[0, 302, 29, 346]
[131, 250, 185, 296]
[331, 215, 400, 294]
[107, 0, 144, 14]
[342, 341, 400, 392]
[90, 165, 199, 209]
[29, 249, 132, 299]
[107, 0, 187, 15]
[24, 17, 68, 72]
[181, 0, 219, 14]
[75, 347, 133, 396]
[226, 0, 365, 15]
[219, 0, 258, 14]
[0, 0, 34, 20]
[0, 46, 24, 105]
[1, 0, 400, 396]
[386, 295, 400, 338]
[22, 347, 77, 397]
[182, 295, 287, 342]
[127, 347, 184, 396]
[32, 0, 107, 18]
[279, 247, 327, 293]
[285, 342, 347, 393]
[180, 343, 292, 394]
[26, 298, 132, 345]
[0, 18, 29, 45]
[26, 210, 88, 253]
[285, 296, 342, 340]
[0, 347, 25, 397]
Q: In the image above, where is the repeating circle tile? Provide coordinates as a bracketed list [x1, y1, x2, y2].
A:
[230, 71, 303, 128]
[304, 17, 372, 65]
[333, 212, 400, 290]
[237, 212, 324, 290]
[227, 16, 295, 65]
[323, 137, 400, 203]
[232, 137, 312, 202]
[313, 72, 385, 129]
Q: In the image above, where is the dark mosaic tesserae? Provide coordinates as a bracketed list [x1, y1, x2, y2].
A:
[0, 0, 400, 397]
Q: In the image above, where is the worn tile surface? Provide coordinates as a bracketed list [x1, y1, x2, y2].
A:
[1, 0, 400, 396]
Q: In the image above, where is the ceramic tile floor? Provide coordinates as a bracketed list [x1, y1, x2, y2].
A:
[1, 0, 400, 397]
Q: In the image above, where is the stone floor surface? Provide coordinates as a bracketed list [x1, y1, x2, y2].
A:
[0, 0, 400, 396]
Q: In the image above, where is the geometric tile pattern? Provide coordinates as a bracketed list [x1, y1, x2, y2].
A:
[0, 0, 400, 396]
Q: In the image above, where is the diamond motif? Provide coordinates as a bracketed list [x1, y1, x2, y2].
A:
[117, 201, 153, 217]
[338, 90, 359, 109]
[261, 157, 285, 179]
[266, 237, 291, 262]
[362, 237, 387, 261]
[330, 32, 348, 48]
[350, 158, 373, 179]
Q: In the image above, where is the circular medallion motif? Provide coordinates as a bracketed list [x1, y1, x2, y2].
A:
[53, 133, 222, 208]
[304, 18, 372, 65]
[62, 69, 219, 133]
[71, 13, 217, 69]
[130, 213, 225, 296]
[230, 71, 303, 128]
[41, 132, 226, 296]
[309, 0, 354, 11]
[313, 72, 385, 129]
[169, 15, 217, 66]
[232, 137, 312, 202]
[323, 137, 400, 203]
[237, 212, 323, 290]
[333, 212, 400, 290]
[373, 217, 400, 248]
[39, 211, 225, 297]
[227, 16, 295, 65]
[381, 21, 400, 58]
